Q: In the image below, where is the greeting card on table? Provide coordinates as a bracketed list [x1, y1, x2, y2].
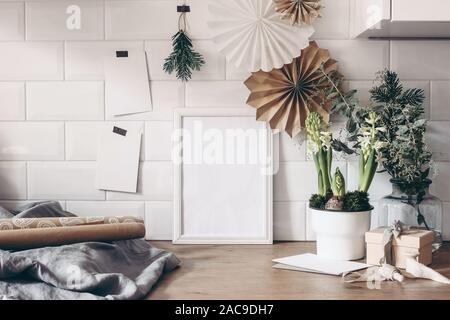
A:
[273, 253, 370, 276]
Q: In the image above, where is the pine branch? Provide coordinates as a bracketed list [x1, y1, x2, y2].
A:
[370, 69, 403, 104]
[398, 88, 425, 107]
[370, 70, 424, 108]
[163, 30, 205, 82]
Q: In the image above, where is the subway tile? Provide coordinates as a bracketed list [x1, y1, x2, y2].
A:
[226, 62, 251, 81]
[0, 42, 63, 80]
[65, 41, 143, 80]
[107, 162, 172, 201]
[190, 41, 225, 80]
[150, 81, 185, 116]
[65, 121, 145, 161]
[0, 122, 64, 160]
[0, 2, 24, 40]
[343, 81, 373, 106]
[274, 161, 347, 201]
[311, 0, 350, 39]
[26, 81, 104, 120]
[145, 40, 224, 80]
[316, 40, 389, 80]
[26, 1, 104, 40]
[279, 132, 306, 162]
[145, 121, 173, 161]
[186, 81, 249, 107]
[105, 0, 178, 40]
[145, 41, 176, 80]
[145, 201, 173, 240]
[0, 162, 26, 200]
[391, 40, 450, 80]
[305, 207, 315, 241]
[65, 122, 100, 161]
[186, 0, 212, 39]
[107, 81, 184, 121]
[66, 201, 145, 218]
[431, 162, 450, 202]
[346, 161, 391, 201]
[391, 41, 450, 80]
[274, 202, 306, 241]
[431, 81, 450, 120]
[28, 162, 105, 200]
[428, 121, 450, 161]
[0, 82, 25, 120]
[443, 203, 450, 241]
[371, 202, 380, 229]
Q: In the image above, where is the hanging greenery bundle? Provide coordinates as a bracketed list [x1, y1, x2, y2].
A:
[163, 5, 205, 82]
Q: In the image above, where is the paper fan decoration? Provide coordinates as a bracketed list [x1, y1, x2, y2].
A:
[244, 41, 339, 138]
[274, 0, 323, 25]
[208, 0, 314, 72]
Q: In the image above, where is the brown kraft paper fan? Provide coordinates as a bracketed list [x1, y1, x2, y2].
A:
[244, 41, 339, 138]
[274, 0, 323, 26]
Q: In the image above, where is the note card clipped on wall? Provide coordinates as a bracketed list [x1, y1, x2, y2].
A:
[104, 50, 152, 116]
[95, 123, 143, 193]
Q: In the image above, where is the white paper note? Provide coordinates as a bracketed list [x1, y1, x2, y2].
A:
[272, 253, 370, 276]
[104, 50, 152, 116]
[95, 123, 143, 193]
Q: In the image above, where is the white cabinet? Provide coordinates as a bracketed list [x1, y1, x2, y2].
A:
[351, 0, 450, 38]
[392, 0, 450, 22]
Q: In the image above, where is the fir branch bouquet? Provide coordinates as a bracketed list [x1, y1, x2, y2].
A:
[163, 10, 205, 82]
[164, 30, 205, 82]
[369, 70, 432, 195]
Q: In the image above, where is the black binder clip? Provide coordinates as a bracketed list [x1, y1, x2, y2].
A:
[116, 51, 128, 58]
[177, 5, 190, 13]
[113, 126, 127, 136]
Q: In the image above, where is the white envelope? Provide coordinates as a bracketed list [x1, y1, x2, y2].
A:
[104, 50, 152, 116]
[272, 253, 370, 276]
[95, 123, 143, 193]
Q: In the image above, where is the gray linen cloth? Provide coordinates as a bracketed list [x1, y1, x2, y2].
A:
[0, 201, 180, 300]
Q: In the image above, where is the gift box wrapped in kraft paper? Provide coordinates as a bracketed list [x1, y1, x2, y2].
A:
[365, 228, 434, 269]
[0, 216, 145, 250]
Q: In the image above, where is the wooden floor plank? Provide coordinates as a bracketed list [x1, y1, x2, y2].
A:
[147, 241, 450, 300]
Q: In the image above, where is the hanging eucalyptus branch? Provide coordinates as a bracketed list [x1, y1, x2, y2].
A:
[163, 6, 205, 81]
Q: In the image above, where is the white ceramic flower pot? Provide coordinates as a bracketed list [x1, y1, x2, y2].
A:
[310, 208, 372, 261]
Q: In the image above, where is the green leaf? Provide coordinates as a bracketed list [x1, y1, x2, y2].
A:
[414, 119, 426, 127]
[346, 118, 357, 133]
[331, 139, 356, 155]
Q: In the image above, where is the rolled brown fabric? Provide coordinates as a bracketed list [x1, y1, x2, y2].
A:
[0, 216, 144, 230]
[0, 222, 146, 250]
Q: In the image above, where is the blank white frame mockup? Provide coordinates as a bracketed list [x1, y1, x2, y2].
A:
[173, 108, 274, 244]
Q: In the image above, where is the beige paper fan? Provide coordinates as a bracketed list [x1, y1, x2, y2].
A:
[274, 0, 323, 25]
[244, 41, 339, 138]
[208, 0, 314, 72]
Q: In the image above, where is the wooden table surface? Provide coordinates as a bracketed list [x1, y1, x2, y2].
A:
[147, 241, 450, 300]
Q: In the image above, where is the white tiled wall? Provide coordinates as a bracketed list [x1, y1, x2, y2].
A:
[0, 0, 449, 241]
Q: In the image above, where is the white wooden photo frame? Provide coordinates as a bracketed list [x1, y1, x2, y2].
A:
[173, 108, 274, 244]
